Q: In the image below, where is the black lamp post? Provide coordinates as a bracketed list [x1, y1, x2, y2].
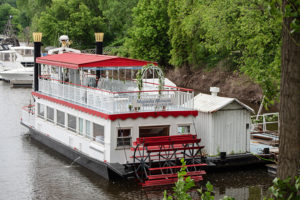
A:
[95, 33, 104, 80]
[33, 32, 42, 91]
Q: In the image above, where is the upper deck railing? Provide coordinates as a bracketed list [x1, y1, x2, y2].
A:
[38, 76, 194, 114]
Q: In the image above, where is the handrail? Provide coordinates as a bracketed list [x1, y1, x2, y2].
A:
[22, 105, 35, 114]
[251, 112, 279, 133]
[142, 81, 194, 92]
[78, 73, 192, 91]
[38, 76, 195, 113]
[39, 75, 114, 94]
[39, 75, 193, 94]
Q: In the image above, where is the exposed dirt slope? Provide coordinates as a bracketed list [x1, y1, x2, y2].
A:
[166, 67, 263, 104]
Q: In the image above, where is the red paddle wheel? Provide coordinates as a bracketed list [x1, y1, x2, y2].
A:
[130, 134, 207, 187]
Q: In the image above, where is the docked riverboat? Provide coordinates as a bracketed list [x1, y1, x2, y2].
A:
[21, 33, 207, 187]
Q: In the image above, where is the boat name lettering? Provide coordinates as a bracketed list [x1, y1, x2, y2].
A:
[134, 97, 175, 107]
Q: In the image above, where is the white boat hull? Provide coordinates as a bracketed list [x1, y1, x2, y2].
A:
[0, 68, 33, 81]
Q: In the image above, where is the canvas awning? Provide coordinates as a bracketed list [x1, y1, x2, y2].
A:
[36, 52, 157, 69]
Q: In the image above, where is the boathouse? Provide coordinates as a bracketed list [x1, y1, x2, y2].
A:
[193, 89, 254, 156]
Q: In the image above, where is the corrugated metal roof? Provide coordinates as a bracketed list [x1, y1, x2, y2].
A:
[36, 52, 157, 69]
[194, 93, 254, 113]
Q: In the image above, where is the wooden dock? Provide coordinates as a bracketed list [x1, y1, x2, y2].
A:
[10, 80, 32, 88]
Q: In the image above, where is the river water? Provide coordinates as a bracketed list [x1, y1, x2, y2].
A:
[0, 81, 274, 200]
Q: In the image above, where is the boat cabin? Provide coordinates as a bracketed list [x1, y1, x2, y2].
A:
[32, 52, 198, 164]
[11, 46, 34, 57]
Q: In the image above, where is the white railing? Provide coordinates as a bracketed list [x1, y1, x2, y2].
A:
[39, 78, 194, 114]
[251, 112, 279, 133]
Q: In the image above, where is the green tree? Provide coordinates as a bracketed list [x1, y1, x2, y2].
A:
[0, 3, 21, 34]
[32, 0, 104, 49]
[168, 0, 197, 68]
[201, 0, 281, 103]
[16, 0, 52, 27]
[98, 0, 138, 45]
[124, 0, 170, 67]
[0, 0, 16, 7]
[168, 0, 281, 103]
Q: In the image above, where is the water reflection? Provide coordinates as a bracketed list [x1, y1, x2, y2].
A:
[0, 81, 273, 200]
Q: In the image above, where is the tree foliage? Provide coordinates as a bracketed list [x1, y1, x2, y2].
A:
[167, 0, 282, 102]
[123, 0, 170, 67]
[32, 0, 104, 49]
[0, 3, 20, 34]
[0, 0, 284, 102]
[0, 0, 16, 7]
[163, 159, 196, 200]
[167, 0, 196, 67]
[98, 0, 138, 45]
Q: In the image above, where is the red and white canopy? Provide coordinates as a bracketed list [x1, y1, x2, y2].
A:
[36, 52, 157, 69]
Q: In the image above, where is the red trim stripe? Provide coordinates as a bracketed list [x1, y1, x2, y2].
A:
[32, 92, 198, 121]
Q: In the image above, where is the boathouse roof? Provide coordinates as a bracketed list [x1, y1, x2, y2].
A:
[193, 93, 254, 113]
[36, 52, 157, 69]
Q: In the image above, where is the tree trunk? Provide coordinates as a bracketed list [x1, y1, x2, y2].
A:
[277, 0, 300, 179]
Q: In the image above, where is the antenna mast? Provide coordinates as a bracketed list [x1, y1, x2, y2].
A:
[1, 15, 20, 46]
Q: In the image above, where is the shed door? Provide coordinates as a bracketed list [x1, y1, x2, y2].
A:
[139, 125, 170, 138]
[214, 110, 248, 154]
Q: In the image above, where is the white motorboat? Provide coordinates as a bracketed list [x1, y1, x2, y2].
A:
[0, 46, 34, 81]
[0, 35, 81, 82]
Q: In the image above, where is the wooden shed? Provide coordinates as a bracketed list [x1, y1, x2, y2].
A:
[193, 92, 254, 156]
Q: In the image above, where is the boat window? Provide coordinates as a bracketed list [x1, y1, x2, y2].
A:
[37, 103, 44, 118]
[67, 114, 76, 132]
[177, 125, 191, 134]
[139, 126, 170, 138]
[86, 120, 91, 138]
[25, 49, 32, 56]
[79, 118, 83, 135]
[21, 62, 34, 68]
[46, 106, 54, 122]
[117, 129, 131, 147]
[93, 123, 104, 144]
[4, 53, 10, 61]
[15, 49, 23, 55]
[57, 110, 65, 127]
